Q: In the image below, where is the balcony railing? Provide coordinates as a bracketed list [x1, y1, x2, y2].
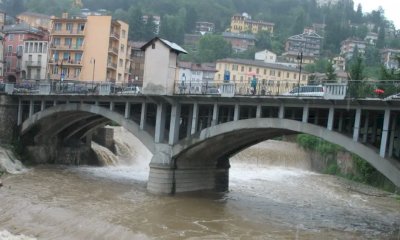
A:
[52, 29, 85, 35]
[50, 44, 83, 51]
[107, 62, 117, 69]
[108, 47, 119, 55]
[26, 61, 42, 67]
[110, 32, 120, 40]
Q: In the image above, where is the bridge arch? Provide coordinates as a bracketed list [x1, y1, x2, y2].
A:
[172, 118, 400, 187]
[21, 103, 155, 154]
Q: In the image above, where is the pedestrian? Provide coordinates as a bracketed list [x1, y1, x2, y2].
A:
[251, 76, 257, 95]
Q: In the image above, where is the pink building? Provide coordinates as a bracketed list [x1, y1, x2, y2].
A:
[2, 22, 48, 83]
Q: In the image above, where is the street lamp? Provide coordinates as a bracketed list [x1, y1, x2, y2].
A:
[90, 58, 95, 93]
[297, 51, 303, 96]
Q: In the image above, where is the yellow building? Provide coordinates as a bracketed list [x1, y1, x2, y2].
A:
[230, 14, 274, 35]
[48, 15, 130, 84]
[215, 58, 309, 94]
[17, 12, 52, 30]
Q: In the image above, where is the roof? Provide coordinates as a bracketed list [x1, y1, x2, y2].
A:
[141, 37, 187, 54]
[217, 58, 309, 73]
[128, 41, 146, 49]
[178, 62, 217, 72]
[3, 22, 42, 34]
[17, 11, 51, 19]
[288, 31, 323, 41]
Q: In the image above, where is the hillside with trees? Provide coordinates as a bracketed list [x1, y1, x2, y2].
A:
[2, 0, 399, 78]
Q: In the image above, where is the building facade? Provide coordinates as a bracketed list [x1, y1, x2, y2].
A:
[128, 41, 145, 87]
[380, 48, 400, 70]
[177, 62, 217, 84]
[2, 22, 48, 83]
[195, 22, 214, 35]
[230, 14, 274, 35]
[222, 32, 256, 53]
[285, 28, 323, 60]
[214, 58, 309, 94]
[340, 38, 367, 60]
[47, 15, 129, 84]
[22, 40, 49, 80]
[255, 49, 277, 63]
[17, 12, 52, 30]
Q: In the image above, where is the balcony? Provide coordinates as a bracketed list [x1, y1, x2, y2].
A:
[16, 51, 23, 58]
[107, 62, 117, 70]
[49, 74, 80, 81]
[26, 61, 42, 67]
[50, 44, 83, 51]
[108, 47, 119, 55]
[51, 29, 85, 36]
[110, 32, 120, 40]
[48, 59, 82, 66]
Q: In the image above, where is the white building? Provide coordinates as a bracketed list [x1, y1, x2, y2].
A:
[255, 50, 277, 63]
[380, 48, 400, 70]
[364, 32, 378, 46]
[177, 62, 217, 84]
[22, 40, 49, 80]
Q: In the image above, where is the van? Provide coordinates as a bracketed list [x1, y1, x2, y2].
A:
[283, 85, 325, 97]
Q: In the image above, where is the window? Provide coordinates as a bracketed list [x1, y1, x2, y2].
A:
[232, 64, 238, 71]
[53, 38, 61, 46]
[66, 23, 73, 32]
[256, 68, 259, 74]
[286, 72, 289, 78]
[24, 43, 29, 53]
[120, 44, 124, 52]
[7, 45, 12, 53]
[65, 38, 72, 46]
[249, 67, 252, 72]
[293, 74, 297, 79]
[28, 55, 33, 61]
[241, 66, 244, 72]
[118, 73, 122, 81]
[264, 69, 266, 75]
[270, 70, 275, 76]
[38, 55, 42, 62]
[75, 53, 82, 63]
[63, 52, 70, 61]
[119, 59, 123, 67]
[278, 71, 281, 77]
[74, 68, 81, 77]
[76, 38, 84, 47]
[8, 34, 14, 40]
[54, 23, 62, 31]
[53, 52, 59, 61]
[122, 30, 126, 38]
[78, 23, 85, 31]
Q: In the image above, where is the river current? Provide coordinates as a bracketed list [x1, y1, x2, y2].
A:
[0, 127, 399, 240]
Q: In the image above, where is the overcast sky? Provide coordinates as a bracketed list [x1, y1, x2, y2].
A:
[353, 0, 400, 29]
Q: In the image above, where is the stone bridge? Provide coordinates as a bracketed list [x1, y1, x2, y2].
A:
[10, 94, 400, 193]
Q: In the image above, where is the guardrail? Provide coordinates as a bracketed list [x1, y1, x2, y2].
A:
[1, 80, 400, 100]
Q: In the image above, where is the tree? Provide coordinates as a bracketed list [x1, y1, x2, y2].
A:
[197, 34, 232, 63]
[291, 9, 307, 35]
[143, 15, 158, 41]
[376, 23, 386, 49]
[127, 7, 145, 41]
[184, 7, 198, 33]
[364, 46, 380, 67]
[348, 55, 368, 98]
[255, 31, 272, 50]
[326, 61, 336, 81]
[159, 14, 185, 44]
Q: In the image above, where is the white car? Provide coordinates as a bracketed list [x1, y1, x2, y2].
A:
[283, 85, 325, 97]
[118, 86, 141, 95]
[384, 93, 400, 100]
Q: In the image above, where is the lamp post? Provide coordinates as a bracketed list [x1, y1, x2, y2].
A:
[297, 51, 303, 96]
[90, 58, 95, 93]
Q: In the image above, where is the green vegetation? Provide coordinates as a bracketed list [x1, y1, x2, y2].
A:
[296, 134, 397, 192]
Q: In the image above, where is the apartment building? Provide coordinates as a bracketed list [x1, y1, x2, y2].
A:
[380, 48, 400, 70]
[284, 28, 323, 61]
[22, 40, 49, 80]
[255, 50, 277, 63]
[222, 32, 256, 53]
[2, 22, 48, 83]
[215, 58, 309, 94]
[340, 38, 367, 60]
[48, 15, 129, 84]
[230, 14, 274, 35]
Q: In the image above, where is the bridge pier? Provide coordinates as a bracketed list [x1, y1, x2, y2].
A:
[147, 144, 230, 194]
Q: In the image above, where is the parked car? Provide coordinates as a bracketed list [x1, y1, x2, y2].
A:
[118, 86, 141, 95]
[384, 93, 400, 100]
[204, 87, 221, 95]
[283, 85, 325, 97]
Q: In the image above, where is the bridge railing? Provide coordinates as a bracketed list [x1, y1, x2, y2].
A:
[3, 79, 400, 100]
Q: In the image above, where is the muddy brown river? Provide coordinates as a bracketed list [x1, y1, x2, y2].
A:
[0, 131, 399, 240]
